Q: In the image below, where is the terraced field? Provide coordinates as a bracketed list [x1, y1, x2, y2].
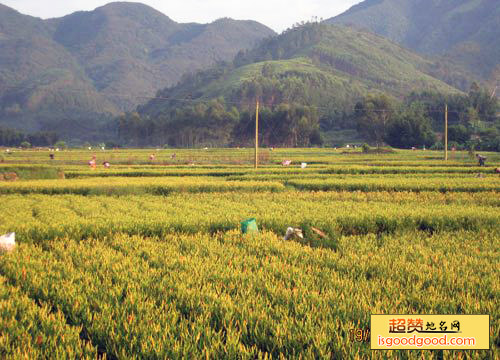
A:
[0, 148, 498, 359]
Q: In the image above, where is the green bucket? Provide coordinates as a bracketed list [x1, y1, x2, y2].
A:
[241, 218, 258, 234]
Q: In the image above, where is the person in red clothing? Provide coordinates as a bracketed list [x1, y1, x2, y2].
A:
[88, 155, 97, 169]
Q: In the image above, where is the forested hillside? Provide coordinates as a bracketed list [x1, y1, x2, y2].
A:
[0, 2, 274, 139]
[0, 3, 117, 140]
[47, 2, 275, 111]
[327, 0, 500, 82]
[121, 23, 497, 149]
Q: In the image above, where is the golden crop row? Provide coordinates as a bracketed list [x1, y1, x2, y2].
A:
[0, 192, 498, 245]
[228, 173, 499, 182]
[0, 177, 285, 195]
[287, 177, 500, 193]
[0, 174, 498, 196]
[63, 166, 498, 179]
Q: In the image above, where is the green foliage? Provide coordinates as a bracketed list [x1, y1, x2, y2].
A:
[0, 276, 99, 358]
[0, 127, 25, 147]
[0, 229, 497, 358]
[119, 99, 241, 147]
[0, 127, 59, 147]
[234, 103, 320, 147]
[287, 177, 500, 193]
[385, 104, 436, 148]
[121, 100, 321, 148]
[20, 141, 31, 149]
[430, 141, 444, 151]
[309, 129, 324, 146]
[0, 165, 62, 180]
[404, 84, 499, 150]
[1, 188, 499, 245]
[449, 125, 471, 144]
[354, 94, 395, 147]
[54, 141, 67, 150]
[0, 177, 285, 196]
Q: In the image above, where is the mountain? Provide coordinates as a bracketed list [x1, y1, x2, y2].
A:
[46, 2, 275, 111]
[138, 23, 462, 119]
[0, 3, 117, 137]
[326, 0, 500, 81]
[127, 23, 481, 148]
[0, 2, 275, 139]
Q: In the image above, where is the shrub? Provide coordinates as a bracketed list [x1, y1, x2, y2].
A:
[54, 141, 67, 149]
[430, 141, 444, 150]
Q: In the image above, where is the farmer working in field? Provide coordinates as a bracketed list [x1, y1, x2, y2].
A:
[476, 154, 486, 167]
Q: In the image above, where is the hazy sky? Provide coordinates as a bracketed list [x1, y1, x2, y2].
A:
[2, 0, 363, 32]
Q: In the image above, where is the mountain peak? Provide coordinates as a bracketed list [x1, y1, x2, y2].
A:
[0, 2, 48, 37]
[94, 1, 175, 22]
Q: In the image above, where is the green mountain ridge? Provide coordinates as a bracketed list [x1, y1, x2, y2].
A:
[125, 23, 485, 148]
[327, 0, 500, 81]
[139, 23, 462, 119]
[1, 1, 493, 143]
[0, 2, 275, 138]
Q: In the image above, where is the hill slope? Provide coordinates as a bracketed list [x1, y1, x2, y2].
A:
[326, 0, 500, 81]
[0, 3, 117, 136]
[139, 23, 462, 119]
[0, 2, 275, 138]
[48, 2, 275, 111]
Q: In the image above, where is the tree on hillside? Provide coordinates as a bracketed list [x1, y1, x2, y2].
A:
[269, 104, 320, 147]
[468, 82, 498, 123]
[448, 125, 470, 144]
[385, 104, 436, 149]
[28, 131, 59, 147]
[118, 112, 143, 146]
[0, 127, 26, 147]
[405, 86, 498, 132]
[232, 103, 320, 147]
[354, 94, 395, 147]
[0, 127, 59, 147]
[463, 106, 481, 134]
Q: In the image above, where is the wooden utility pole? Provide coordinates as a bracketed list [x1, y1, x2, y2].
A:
[254, 99, 259, 169]
[445, 104, 448, 161]
[490, 86, 497, 100]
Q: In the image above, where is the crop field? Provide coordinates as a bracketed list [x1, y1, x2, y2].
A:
[0, 148, 499, 359]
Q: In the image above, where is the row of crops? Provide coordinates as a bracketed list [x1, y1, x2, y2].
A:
[63, 166, 498, 179]
[3, 148, 500, 166]
[1, 230, 498, 359]
[0, 177, 285, 195]
[0, 148, 498, 358]
[0, 175, 498, 195]
[1, 192, 498, 247]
